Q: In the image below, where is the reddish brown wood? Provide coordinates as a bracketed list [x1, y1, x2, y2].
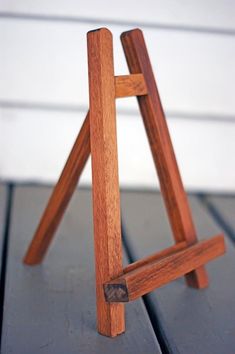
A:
[23, 113, 90, 265]
[104, 234, 225, 302]
[115, 73, 147, 98]
[23, 27, 226, 338]
[123, 241, 187, 273]
[121, 28, 208, 289]
[87, 28, 125, 337]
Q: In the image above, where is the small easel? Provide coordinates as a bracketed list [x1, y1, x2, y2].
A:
[23, 28, 225, 337]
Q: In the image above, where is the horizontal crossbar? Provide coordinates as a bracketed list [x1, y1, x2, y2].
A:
[115, 73, 147, 98]
[123, 240, 188, 273]
[104, 234, 225, 302]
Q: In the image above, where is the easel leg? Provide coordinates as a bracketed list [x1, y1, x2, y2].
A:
[87, 28, 125, 336]
[23, 113, 90, 265]
[121, 29, 208, 289]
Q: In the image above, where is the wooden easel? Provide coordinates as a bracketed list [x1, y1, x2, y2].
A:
[23, 28, 225, 337]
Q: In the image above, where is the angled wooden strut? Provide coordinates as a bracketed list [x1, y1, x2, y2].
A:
[23, 28, 226, 337]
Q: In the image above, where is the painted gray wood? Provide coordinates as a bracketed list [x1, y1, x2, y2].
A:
[1, 186, 161, 354]
[206, 195, 235, 240]
[0, 184, 7, 276]
[121, 191, 235, 354]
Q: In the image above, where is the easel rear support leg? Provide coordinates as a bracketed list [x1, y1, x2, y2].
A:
[24, 113, 90, 265]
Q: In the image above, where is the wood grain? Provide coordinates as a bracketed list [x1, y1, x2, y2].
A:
[104, 234, 225, 302]
[23, 113, 90, 265]
[115, 73, 147, 98]
[123, 240, 187, 273]
[87, 28, 124, 337]
[121, 28, 209, 289]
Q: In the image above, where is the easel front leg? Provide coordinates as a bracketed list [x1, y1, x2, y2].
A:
[23, 113, 90, 265]
[121, 29, 208, 289]
[87, 29, 125, 337]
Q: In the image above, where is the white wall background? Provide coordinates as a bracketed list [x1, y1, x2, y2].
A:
[0, 1, 235, 192]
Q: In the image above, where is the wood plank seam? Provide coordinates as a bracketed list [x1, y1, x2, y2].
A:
[0, 184, 14, 339]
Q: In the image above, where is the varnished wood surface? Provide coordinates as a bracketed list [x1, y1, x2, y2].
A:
[104, 235, 225, 302]
[123, 241, 188, 273]
[87, 28, 124, 337]
[115, 74, 147, 98]
[121, 29, 208, 288]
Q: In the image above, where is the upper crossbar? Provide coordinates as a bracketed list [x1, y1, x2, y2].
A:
[115, 73, 147, 98]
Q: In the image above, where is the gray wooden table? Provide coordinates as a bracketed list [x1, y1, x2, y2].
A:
[0, 183, 234, 353]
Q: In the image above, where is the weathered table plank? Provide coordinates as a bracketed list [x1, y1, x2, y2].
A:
[1, 186, 161, 354]
[0, 185, 7, 278]
[121, 191, 235, 354]
[206, 195, 235, 242]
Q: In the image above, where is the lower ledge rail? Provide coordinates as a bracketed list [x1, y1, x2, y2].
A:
[104, 234, 225, 302]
